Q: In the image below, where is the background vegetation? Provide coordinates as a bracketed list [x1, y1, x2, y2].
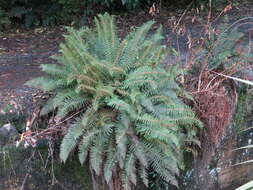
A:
[0, 0, 229, 29]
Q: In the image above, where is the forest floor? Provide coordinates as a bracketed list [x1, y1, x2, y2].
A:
[0, 1, 252, 112]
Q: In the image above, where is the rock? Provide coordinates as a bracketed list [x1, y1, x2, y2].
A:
[239, 69, 253, 81]
[0, 120, 94, 190]
[180, 87, 253, 189]
[0, 123, 18, 136]
[0, 145, 93, 190]
[0, 123, 18, 146]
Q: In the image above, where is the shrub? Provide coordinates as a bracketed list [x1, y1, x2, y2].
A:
[0, 0, 231, 28]
[26, 13, 202, 189]
[0, 8, 10, 31]
[0, 0, 86, 27]
[0, 0, 139, 28]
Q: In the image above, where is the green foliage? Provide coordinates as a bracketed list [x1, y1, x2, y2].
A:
[234, 88, 253, 132]
[0, 0, 87, 27]
[26, 13, 202, 189]
[208, 26, 243, 69]
[1, 0, 56, 27]
[195, 0, 228, 7]
[89, 0, 140, 8]
[0, 0, 143, 28]
[0, 0, 231, 28]
[0, 8, 10, 31]
[195, 17, 253, 70]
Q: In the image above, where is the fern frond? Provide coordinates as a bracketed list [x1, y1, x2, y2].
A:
[40, 64, 69, 77]
[104, 146, 117, 183]
[107, 98, 131, 113]
[56, 93, 87, 118]
[90, 136, 104, 175]
[25, 76, 67, 91]
[120, 21, 155, 71]
[60, 121, 83, 163]
[124, 152, 137, 185]
[139, 165, 148, 186]
[78, 130, 99, 164]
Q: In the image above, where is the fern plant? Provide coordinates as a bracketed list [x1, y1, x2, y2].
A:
[197, 17, 253, 70]
[26, 13, 202, 189]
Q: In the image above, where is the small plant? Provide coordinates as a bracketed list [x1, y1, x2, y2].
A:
[205, 23, 244, 70]
[26, 13, 202, 189]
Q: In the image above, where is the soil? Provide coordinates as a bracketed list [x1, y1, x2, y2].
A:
[0, 27, 65, 112]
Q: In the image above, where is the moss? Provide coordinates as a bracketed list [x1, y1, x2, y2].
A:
[31, 145, 93, 190]
[72, 159, 92, 188]
[0, 143, 93, 190]
[0, 107, 93, 189]
[0, 145, 32, 188]
[234, 87, 253, 132]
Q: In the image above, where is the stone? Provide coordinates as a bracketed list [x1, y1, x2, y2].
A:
[0, 145, 93, 190]
[0, 123, 18, 146]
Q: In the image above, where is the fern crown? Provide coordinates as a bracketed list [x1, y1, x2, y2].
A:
[26, 13, 202, 189]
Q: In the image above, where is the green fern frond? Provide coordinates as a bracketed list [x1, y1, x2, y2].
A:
[60, 121, 84, 163]
[124, 152, 137, 185]
[78, 130, 99, 164]
[107, 98, 131, 113]
[56, 96, 86, 118]
[25, 76, 67, 91]
[120, 21, 155, 71]
[139, 165, 148, 186]
[90, 137, 104, 175]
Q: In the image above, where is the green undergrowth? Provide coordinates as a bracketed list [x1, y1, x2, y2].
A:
[0, 0, 231, 29]
[234, 85, 253, 132]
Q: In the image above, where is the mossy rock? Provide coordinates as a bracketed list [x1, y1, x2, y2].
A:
[0, 144, 93, 190]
